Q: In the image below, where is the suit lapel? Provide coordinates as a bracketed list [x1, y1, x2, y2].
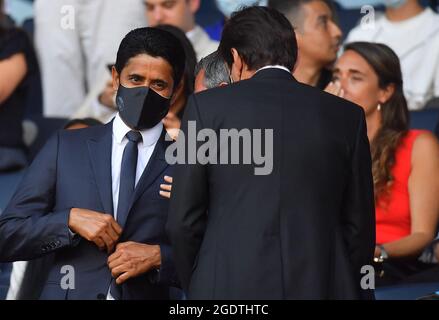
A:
[87, 122, 114, 216]
[125, 129, 170, 219]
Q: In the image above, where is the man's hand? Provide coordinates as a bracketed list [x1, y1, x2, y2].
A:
[108, 242, 161, 285]
[68, 208, 122, 253]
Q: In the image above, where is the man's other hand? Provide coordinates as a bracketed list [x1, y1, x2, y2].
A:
[108, 242, 161, 285]
[68, 208, 122, 253]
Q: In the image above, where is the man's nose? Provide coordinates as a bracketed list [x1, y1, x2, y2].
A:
[152, 7, 165, 25]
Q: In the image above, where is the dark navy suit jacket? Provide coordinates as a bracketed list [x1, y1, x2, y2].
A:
[0, 121, 178, 299]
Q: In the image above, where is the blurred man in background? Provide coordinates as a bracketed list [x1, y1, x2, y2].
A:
[144, 0, 218, 61]
[269, 0, 342, 90]
[35, 0, 146, 118]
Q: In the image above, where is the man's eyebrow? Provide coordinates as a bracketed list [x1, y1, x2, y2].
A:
[348, 69, 366, 76]
[128, 73, 146, 79]
[151, 78, 169, 85]
[332, 68, 366, 76]
[317, 14, 330, 22]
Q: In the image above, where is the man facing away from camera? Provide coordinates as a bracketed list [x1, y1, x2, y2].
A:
[167, 6, 376, 300]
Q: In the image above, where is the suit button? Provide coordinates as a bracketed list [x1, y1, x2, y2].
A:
[97, 293, 106, 300]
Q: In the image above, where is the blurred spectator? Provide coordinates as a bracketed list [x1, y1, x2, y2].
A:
[205, 0, 268, 41]
[346, 0, 439, 110]
[144, 0, 218, 61]
[34, 0, 146, 118]
[72, 64, 119, 124]
[0, 0, 38, 172]
[333, 42, 439, 286]
[194, 50, 230, 93]
[269, 0, 342, 89]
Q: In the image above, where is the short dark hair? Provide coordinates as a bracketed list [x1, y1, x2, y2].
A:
[269, 0, 335, 30]
[115, 27, 186, 89]
[194, 51, 230, 89]
[218, 6, 297, 71]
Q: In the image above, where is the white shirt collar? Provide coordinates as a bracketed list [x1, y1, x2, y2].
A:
[256, 65, 291, 74]
[113, 113, 163, 146]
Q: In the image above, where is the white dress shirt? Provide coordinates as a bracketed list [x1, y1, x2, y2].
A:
[111, 113, 163, 220]
[107, 114, 163, 299]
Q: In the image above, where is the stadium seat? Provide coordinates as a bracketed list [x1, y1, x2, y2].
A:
[409, 109, 439, 133]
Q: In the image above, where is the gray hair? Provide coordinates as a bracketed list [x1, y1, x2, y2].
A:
[194, 51, 231, 89]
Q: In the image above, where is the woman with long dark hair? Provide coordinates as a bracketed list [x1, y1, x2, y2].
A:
[0, 1, 38, 171]
[332, 42, 439, 286]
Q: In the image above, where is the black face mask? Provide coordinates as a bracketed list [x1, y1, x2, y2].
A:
[116, 84, 171, 130]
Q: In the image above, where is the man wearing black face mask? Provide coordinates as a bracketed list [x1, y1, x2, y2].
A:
[0, 27, 185, 300]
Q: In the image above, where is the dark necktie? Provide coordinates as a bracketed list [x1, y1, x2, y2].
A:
[116, 130, 142, 227]
[110, 130, 142, 300]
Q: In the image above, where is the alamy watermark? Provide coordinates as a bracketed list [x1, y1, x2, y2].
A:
[360, 265, 375, 290]
[360, 5, 376, 30]
[165, 121, 274, 176]
[60, 5, 75, 30]
[60, 265, 75, 290]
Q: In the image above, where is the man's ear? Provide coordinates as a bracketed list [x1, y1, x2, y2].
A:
[230, 48, 243, 82]
[112, 66, 120, 91]
[189, 0, 200, 14]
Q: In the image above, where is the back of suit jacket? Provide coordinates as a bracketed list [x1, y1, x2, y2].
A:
[168, 68, 375, 299]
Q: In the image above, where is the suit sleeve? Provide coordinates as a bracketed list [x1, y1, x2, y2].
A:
[0, 132, 77, 262]
[341, 108, 376, 299]
[148, 243, 180, 288]
[166, 95, 209, 292]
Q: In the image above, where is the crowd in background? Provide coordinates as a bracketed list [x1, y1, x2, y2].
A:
[1, 0, 439, 299]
